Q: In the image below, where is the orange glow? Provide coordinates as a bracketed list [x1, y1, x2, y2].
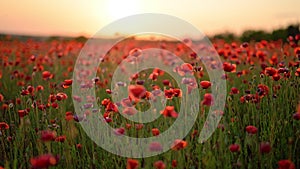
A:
[0, 0, 299, 37]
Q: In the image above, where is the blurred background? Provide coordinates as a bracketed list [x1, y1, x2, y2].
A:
[0, 0, 299, 40]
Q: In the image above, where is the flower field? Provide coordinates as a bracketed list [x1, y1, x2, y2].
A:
[0, 34, 299, 169]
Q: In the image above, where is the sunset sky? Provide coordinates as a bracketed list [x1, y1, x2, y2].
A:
[0, 0, 299, 37]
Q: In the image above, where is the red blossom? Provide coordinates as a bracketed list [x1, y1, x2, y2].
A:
[229, 144, 240, 152]
[127, 159, 139, 169]
[30, 154, 59, 169]
[245, 125, 258, 134]
[0, 122, 9, 130]
[200, 80, 211, 89]
[161, 106, 178, 118]
[153, 160, 166, 169]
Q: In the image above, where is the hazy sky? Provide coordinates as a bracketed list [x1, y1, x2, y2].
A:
[0, 0, 299, 37]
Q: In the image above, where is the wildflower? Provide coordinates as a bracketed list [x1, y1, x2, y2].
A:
[223, 62, 236, 72]
[245, 125, 258, 134]
[260, 142, 271, 154]
[229, 144, 240, 152]
[171, 139, 187, 150]
[42, 71, 52, 79]
[265, 67, 277, 76]
[135, 124, 144, 130]
[0, 122, 9, 130]
[62, 79, 72, 88]
[30, 154, 59, 169]
[153, 160, 166, 169]
[172, 160, 177, 168]
[278, 160, 295, 169]
[151, 128, 160, 136]
[128, 85, 146, 102]
[161, 106, 178, 118]
[257, 84, 269, 98]
[200, 80, 211, 89]
[65, 111, 73, 121]
[76, 144, 82, 149]
[175, 63, 193, 76]
[55, 135, 66, 142]
[18, 109, 29, 118]
[230, 87, 239, 95]
[162, 79, 170, 86]
[295, 68, 300, 76]
[127, 159, 139, 169]
[40, 130, 56, 142]
[149, 142, 163, 152]
[122, 107, 137, 116]
[0, 94, 4, 102]
[114, 127, 125, 136]
[202, 93, 214, 106]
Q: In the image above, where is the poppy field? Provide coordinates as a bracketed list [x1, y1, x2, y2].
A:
[0, 34, 300, 169]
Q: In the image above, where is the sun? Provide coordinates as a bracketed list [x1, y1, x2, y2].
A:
[106, 0, 141, 21]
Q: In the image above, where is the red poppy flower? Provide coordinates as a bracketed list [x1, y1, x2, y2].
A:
[229, 144, 240, 152]
[114, 127, 125, 136]
[21, 89, 30, 96]
[135, 124, 144, 130]
[76, 143, 82, 149]
[245, 125, 258, 134]
[272, 73, 281, 81]
[172, 88, 182, 97]
[291, 103, 300, 120]
[153, 160, 166, 169]
[105, 102, 118, 113]
[295, 68, 300, 76]
[161, 106, 178, 118]
[172, 160, 177, 168]
[149, 142, 163, 152]
[128, 85, 146, 102]
[260, 142, 271, 154]
[171, 139, 187, 150]
[65, 111, 73, 121]
[0, 94, 4, 102]
[56, 92, 68, 101]
[121, 98, 133, 107]
[42, 71, 53, 80]
[162, 79, 170, 86]
[36, 85, 44, 91]
[51, 102, 59, 109]
[278, 160, 295, 169]
[18, 109, 28, 118]
[62, 79, 72, 89]
[265, 67, 277, 76]
[200, 80, 211, 89]
[293, 113, 300, 120]
[122, 107, 137, 116]
[127, 159, 139, 169]
[153, 68, 164, 76]
[202, 93, 214, 106]
[164, 89, 174, 99]
[0, 122, 9, 130]
[223, 62, 236, 72]
[176, 63, 193, 76]
[230, 87, 239, 95]
[257, 84, 269, 98]
[152, 128, 160, 136]
[101, 98, 111, 107]
[40, 130, 56, 142]
[55, 135, 66, 142]
[27, 85, 35, 94]
[30, 154, 59, 169]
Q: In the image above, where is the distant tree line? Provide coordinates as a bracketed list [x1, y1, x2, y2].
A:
[212, 24, 300, 42]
